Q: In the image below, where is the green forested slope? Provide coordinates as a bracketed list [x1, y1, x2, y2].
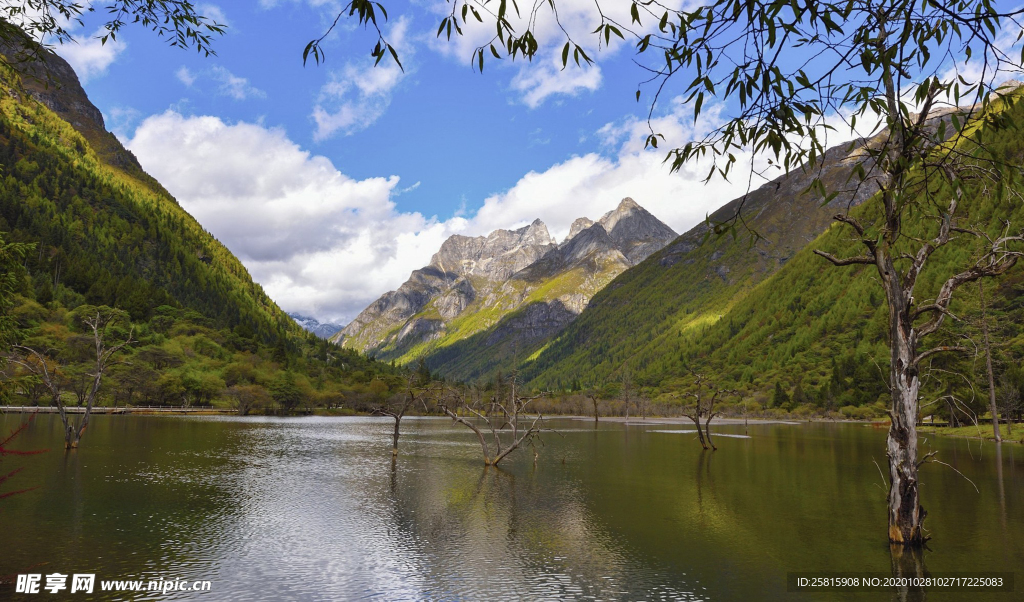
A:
[0, 51, 408, 411]
[0, 59, 292, 342]
[525, 102, 1024, 420]
[519, 127, 887, 390]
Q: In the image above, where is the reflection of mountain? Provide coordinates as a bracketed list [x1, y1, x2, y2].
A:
[378, 425, 700, 599]
[334, 199, 676, 381]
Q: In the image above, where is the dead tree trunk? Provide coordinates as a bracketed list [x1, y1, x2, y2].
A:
[11, 309, 133, 450]
[681, 371, 733, 452]
[886, 300, 926, 546]
[375, 384, 421, 457]
[439, 373, 549, 467]
[71, 311, 133, 449]
[682, 409, 708, 450]
[703, 411, 719, 451]
[979, 281, 1001, 442]
[814, 74, 1023, 544]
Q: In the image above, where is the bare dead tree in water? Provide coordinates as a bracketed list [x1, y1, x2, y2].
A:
[437, 371, 549, 467]
[680, 371, 736, 451]
[374, 375, 427, 457]
[10, 308, 133, 449]
[587, 392, 600, 422]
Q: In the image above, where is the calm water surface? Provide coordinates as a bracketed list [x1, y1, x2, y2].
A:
[0, 415, 1020, 600]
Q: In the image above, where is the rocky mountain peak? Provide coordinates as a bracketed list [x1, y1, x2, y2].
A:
[564, 217, 596, 243]
[618, 197, 641, 210]
[518, 218, 557, 246]
[593, 197, 678, 264]
[429, 220, 557, 281]
[336, 197, 677, 361]
[289, 313, 343, 339]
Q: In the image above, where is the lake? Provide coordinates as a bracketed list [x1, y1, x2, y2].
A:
[1, 414, 1020, 600]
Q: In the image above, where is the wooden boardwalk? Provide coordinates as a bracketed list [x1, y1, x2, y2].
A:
[1, 406, 227, 415]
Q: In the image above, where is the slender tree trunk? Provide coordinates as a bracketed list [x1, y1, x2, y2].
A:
[687, 415, 708, 450]
[52, 390, 73, 450]
[979, 281, 1001, 442]
[71, 372, 102, 449]
[391, 416, 401, 456]
[886, 302, 926, 546]
[704, 413, 717, 451]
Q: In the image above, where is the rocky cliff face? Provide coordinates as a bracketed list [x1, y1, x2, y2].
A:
[332, 198, 677, 367]
[1, 34, 167, 192]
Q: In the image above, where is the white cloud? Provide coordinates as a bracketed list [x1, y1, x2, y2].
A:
[312, 17, 410, 140]
[104, 105, 141, 139]
[465, 100, 749, 241]
[197, 3, 229, 27]
[124, 102, 780, 325]
[176, 66, 196, 87]
[173, 65, 265, 100]
[126, 111, 465, 323]
[211, 65, 265, 100]
[511, 49, 602, 108]
[54, 27, 127, 83]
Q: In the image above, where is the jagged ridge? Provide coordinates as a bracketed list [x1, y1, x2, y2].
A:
[333, 198, 677, 373]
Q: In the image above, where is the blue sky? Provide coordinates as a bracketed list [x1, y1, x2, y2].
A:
[43, 1, 851, 322]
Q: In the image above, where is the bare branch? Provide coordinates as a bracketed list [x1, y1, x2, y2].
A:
[813, 249, 876, 266]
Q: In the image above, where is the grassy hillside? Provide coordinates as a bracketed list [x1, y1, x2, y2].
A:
[524, 100, 1024, 423]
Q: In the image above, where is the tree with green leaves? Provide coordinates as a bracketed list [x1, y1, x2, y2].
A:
[772, 381, 790, 411]
[271, 371, 303, 412]
[319, 0, 1024, 548]
[0, 232, 31, 401]
[0, 0, 223, 64]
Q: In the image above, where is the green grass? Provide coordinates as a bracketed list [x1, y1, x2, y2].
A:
[920, 423, 1024, 444]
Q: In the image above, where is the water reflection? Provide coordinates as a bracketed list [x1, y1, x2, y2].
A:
[1, 415, 1021, 600]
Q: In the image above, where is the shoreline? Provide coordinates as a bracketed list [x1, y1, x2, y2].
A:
[5, 407, 1020, 444]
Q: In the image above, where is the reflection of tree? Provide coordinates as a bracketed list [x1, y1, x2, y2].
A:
[375, 449, 664, 599]
[0, 416, 46, 500]
[890, 545, 928, 602]
[694, 451, 713, 519]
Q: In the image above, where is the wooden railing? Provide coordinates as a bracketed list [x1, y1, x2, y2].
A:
[0, 405, 222, 414]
